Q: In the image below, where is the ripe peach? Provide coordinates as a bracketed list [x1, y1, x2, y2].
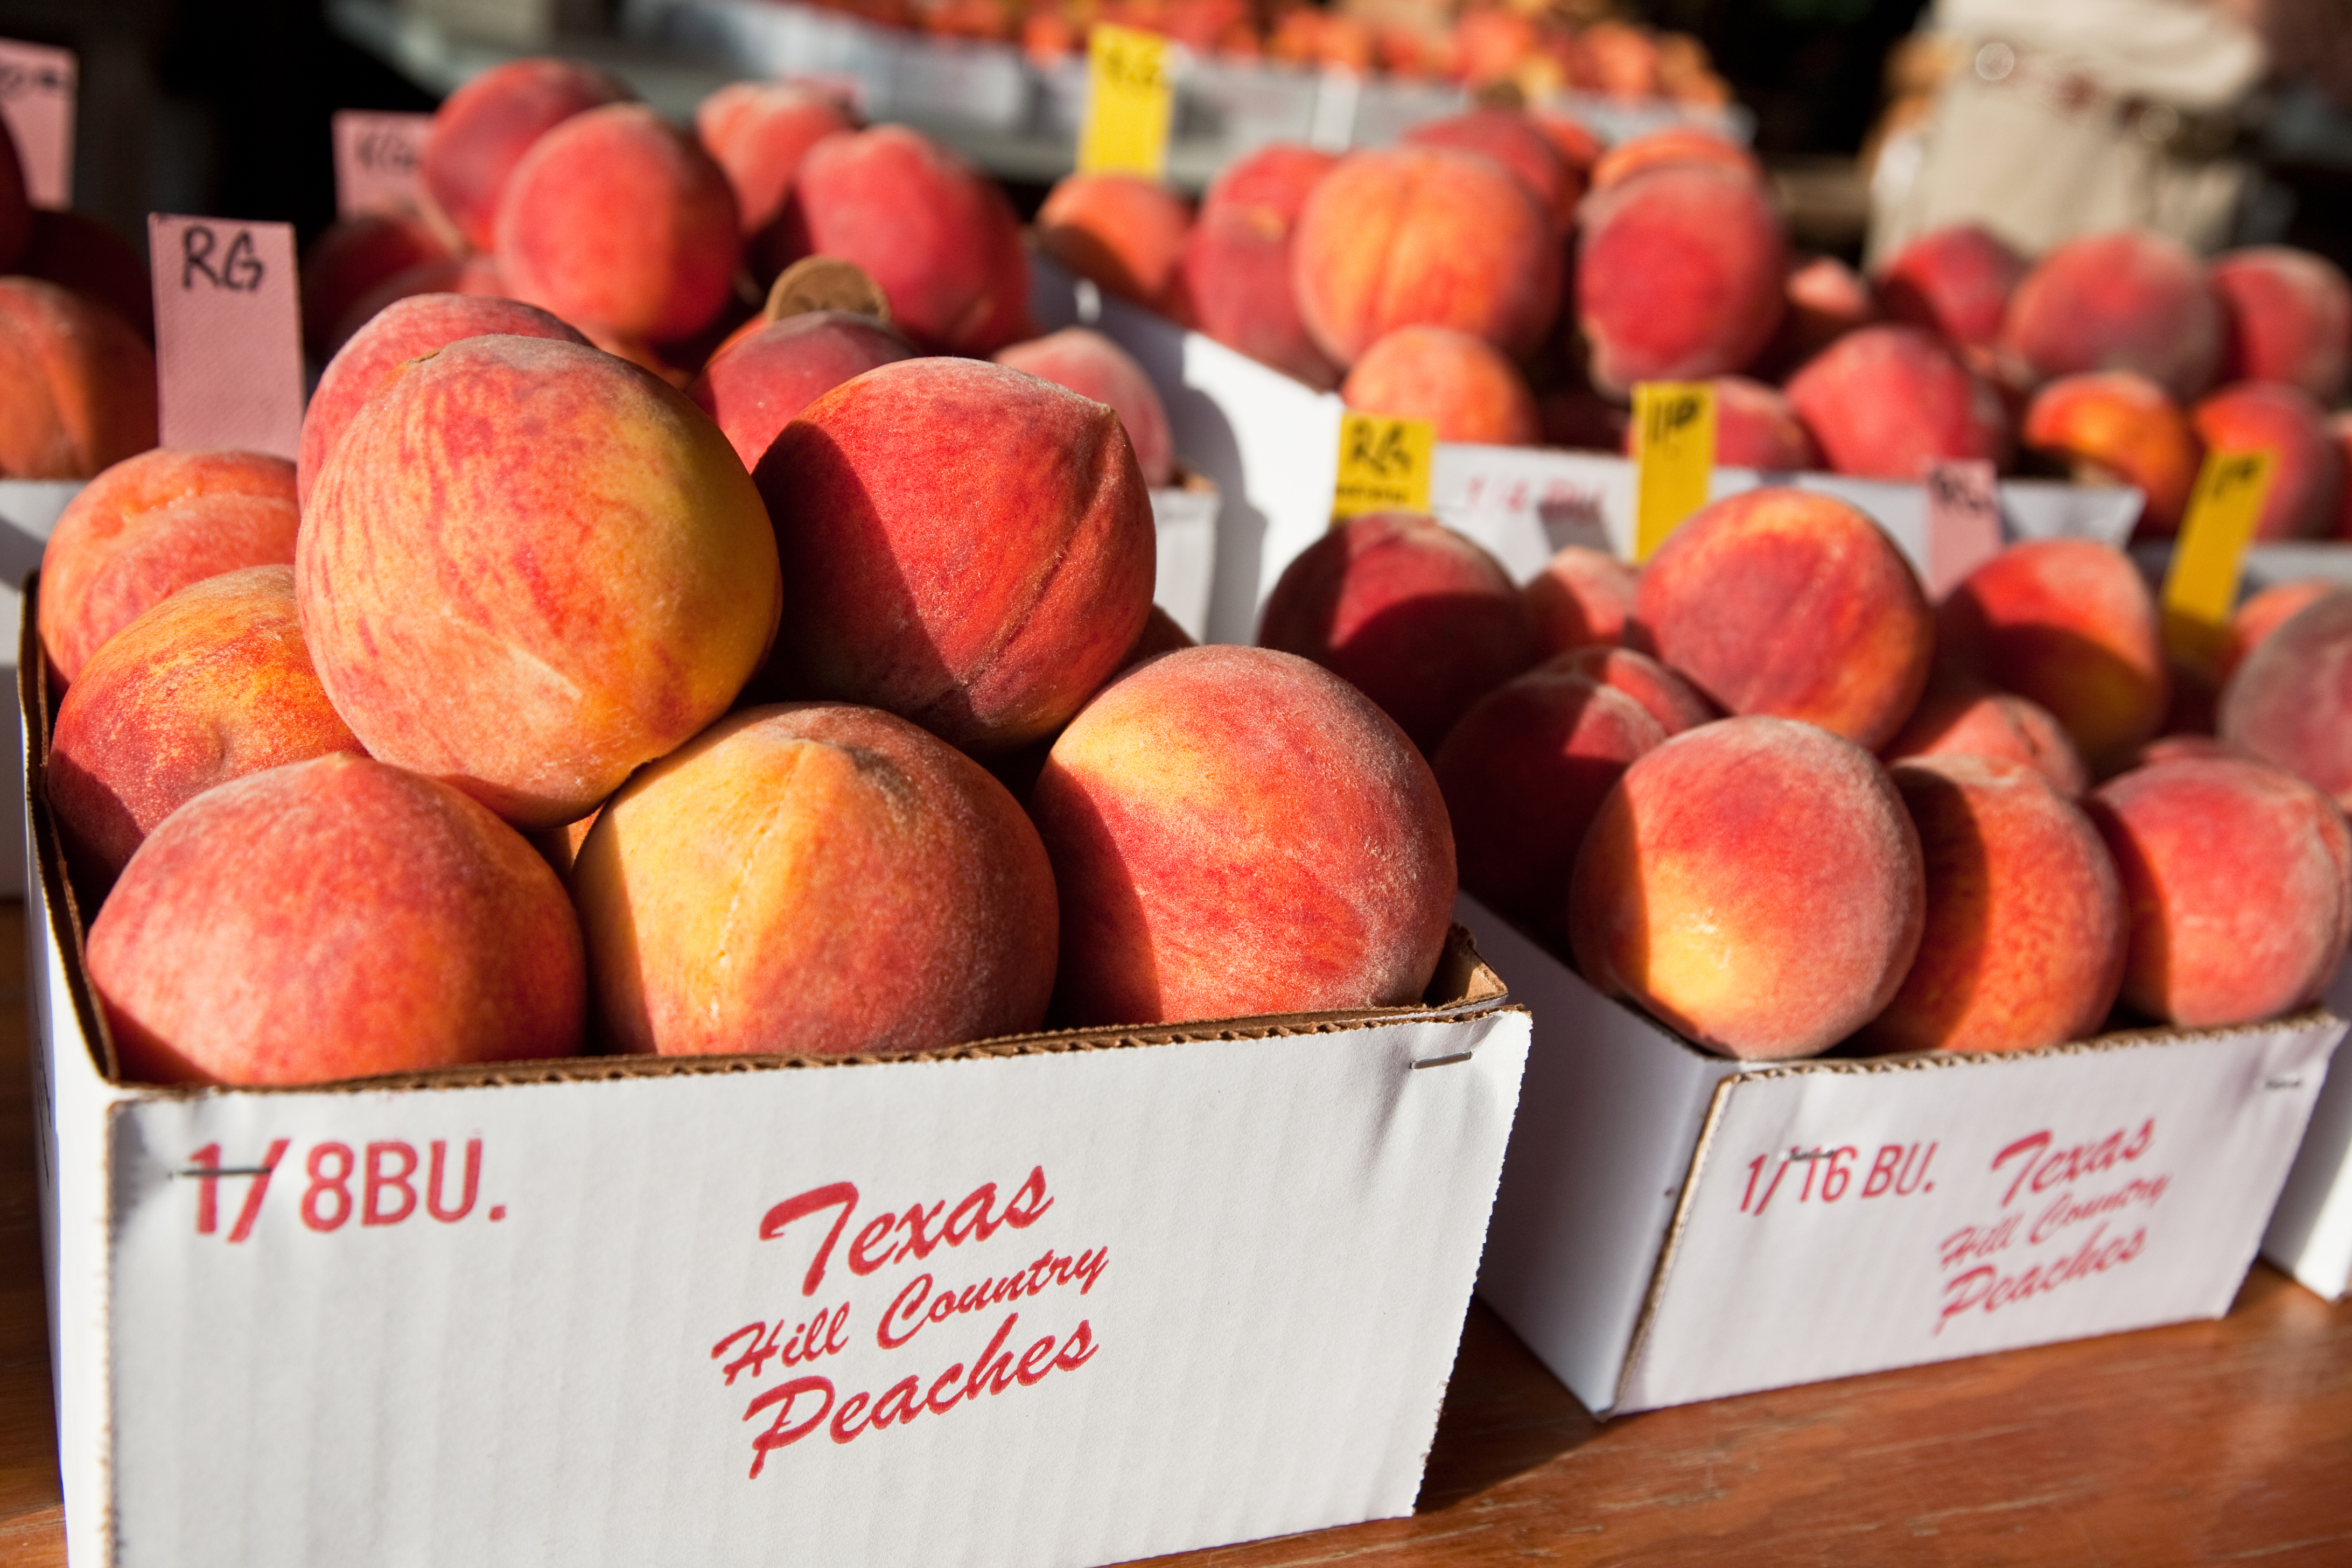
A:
[1524, 544, 1637, 656]
[299, 211, 452, 354]
[1292, 146, 1562, 368]
[1542, 644, 1718, 734]
[755, 357, 1153, 751]
[1784, 324, 2010, 479]
[688, 309, 913, 473]
[778, 125, 1032, 355]
[1874, 224, 2028, 352]
[38, 449, 297, 684]
[299, 292, 590, 509]
[1938, 538, 2169, 772]
[2227, 579, 2336, 682]
[1340, 325, 1540, 446]
[0, 277, 157, 481]
[1881, 682, 2090, 797]
[420, 56, 633, 251]
[1569, 715, 1926, 1060]
[1630, 488, 1933, 748]
[575, 703, 1057, 1056]
[1999, 230, 2222, 401]
[1586, 125, 1762, 192]
[1529, 112, 1603, 175]
[2087, 756, 2352, 1027]
[17, 211, 154, 341]
[1577, 165, 1787, 396]
[46, 566, 365, 880]
[2190, 381, 2343, 541]
[322, 253, 511, 358]
[2020, 372, 2201, 536]
[1035, 171, 1193, 313]
[995, 327, 1177, 487]
[2129, 733, 2242, 768]
[2210, 246, 2352, 402]
[87, 753, 586, 1086]
[694, 81, 856, 279]
[1859, 754, 2124, 1054]
[1178, 144, 1342, 388]
[1704, 375, 1818, 470]
[1754, 254, 1875, 377]
[1029, 645, 1455, 1026]
[299, 335, 782, 827]
[1399, 108, 1581, 228]
[1201, 142, 1339, 225]
[2218, 587, 2352, 807]
[1257, 510, 1537, 754]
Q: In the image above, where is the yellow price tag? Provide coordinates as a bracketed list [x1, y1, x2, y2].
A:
[1631, 381, 1717, 562]
[2161, 447, 2277, 671]
[1332, 411, 1435, 521]
[1078, 25, 1173, 179]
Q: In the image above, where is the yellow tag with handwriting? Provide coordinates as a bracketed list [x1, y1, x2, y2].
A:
[1332, 411, 1435, 521]
[1631, 381, 1717, 562]
[2161, 447, 2277, 671]
[1078, 25, 1173, 179]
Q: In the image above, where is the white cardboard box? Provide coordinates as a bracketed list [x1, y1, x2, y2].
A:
[2262, 960, 2352, 1300]
[0, 481, 80, 897]
[1459, 893, 2342, 1417]
[20, 624, 1532, 1568]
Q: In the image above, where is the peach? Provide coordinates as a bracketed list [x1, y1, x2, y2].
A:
[0, 113, 25, 269]
[0, 277, 157, 481]
[1881, 682, 2090, 797]
[1029, 645, 1455, 1026]
[1202, 143, 1339, 224]
[694, 81, 856, 279]
[2129, 733, 2242, 768]
[323, 253, 510, 358]
[1036, 172, 1193, 313]
[574, 703, 1057, 1055]
[1530, 112, 1603, 175]
[2087, 757, 2352, 1027]
[2020, 372, 2201, 536]
[2190, 381, 2343, 542]
[420, 56, 634, 251]
[1999, 230, 2222, 401]
[2218, 587, 2352, 807]
[38, 449, 297, 684]
[1874, 224, 2028, 352]
[1704, 375, 1818, 470]
[17, 210, 154, 341]
[2338, 411, 2352, 537]
[1340, 325, 1540, 446]
[1859, 755, 2125, 1054]
[1257, 510, 1537, 754]
[86, 754, 585, 1086]
[46, 566, 365, 880]
[1784, 324, 2010, 479]
[1576, 165, 1787, 397]
[778, 125, 1032, 355]
[299, 335, 782, 827]
[1585, 125, 1762, 192]
[494, 103, 740, 344]
[2227, 579, 2337, 682]
[1399, 108, 1581, 228]
[754, 357, 1154, 751]
[1123, 603, 1195, 665]
[1754, 254, 1875, 377]
[1938, 538, 2169, 772]
[1630, 488, 1933, 748]
[2210, 247, 2352, 402]
[299, 292, 590, 509]
[1434, 667, 1665, 942]
[1178, 144, 1342, 388]
[1542, 644, 1718, 734]
[686, 309, 913, 473]
[1524, 544, 1637, 656]
[995, 327, 1177, 487]
[1569, 715, 1926, 1060]
[1292, 146, 1562, 368]
[299, 211, 452, 354]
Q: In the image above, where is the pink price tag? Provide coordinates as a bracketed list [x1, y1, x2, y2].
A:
[149, 214, 305, 461]
[332, 109, 433, 218]
[1923, 458, 2003, 598]
[0, 39, 75, 208]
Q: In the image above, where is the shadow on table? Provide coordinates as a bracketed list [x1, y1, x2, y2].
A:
[1415, 1301, 1605, 1512]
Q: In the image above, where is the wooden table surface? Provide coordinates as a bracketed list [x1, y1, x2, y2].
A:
[0, 901, 2344, 1567]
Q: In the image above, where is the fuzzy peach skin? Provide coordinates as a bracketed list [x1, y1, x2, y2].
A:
[1179, 143, 1342, 387]
[996, 327, 1177, 487]
[2087, 756, 2352, 1027]
[46, 566, 365, 880]
[38, 449, 297, 684]
[1292, 146, 1562, 368]
[778, 125, 1032, 355]
[299, 295, 590, 508]
[1569, 715, 1926, 1060]
[575, 703, 1057, 1056]
[1585, 125, 1762, 192]
[1858, 754, 2124, 1054]
[1541, 645, 1718, 734]
[1035, 172, 1194, 313]
[755, 357, 1153, 752]
[1399, 108, 1581, 228]
[1937, 539, 2170, 772]
[1881, 682, 2089, 797]
[2218, 587, 2352, 807]
[1753, 258, 1872, 386]
[687, 309, 913, 472]
[0, 277, 157, 481]
[1257, 510, 1537, 754]
[2020, 372, 2201, 536]
[17, 210, 155, 341]
[420, 57, 633, 251]
[299, 335, 781, 827]
[2225, 579, 2337, 682]
[1029, 645, 1455, 1026]
[2210, 246, 2352, 402]
[695, 81, 856, 278]
[1524, 544, 1637, 656]
[1999, 230, 2222, 401]
[494, 103, 741, 344]
[1434, 667, 1664, 943]
[1577, 165, 1787, 397]
[87, 753, 586, 1086]
[1634, 375, 1816, 471]
[323, 253, 512, 359]
[1873, 224, 2028, 352]
[1630, 488, 1933, 748]
[1340, 325, 1540, 446]
[1784, 324, 2011, 479]
[299, 212, 452, 354]
[2190, 381, 2344, 541]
